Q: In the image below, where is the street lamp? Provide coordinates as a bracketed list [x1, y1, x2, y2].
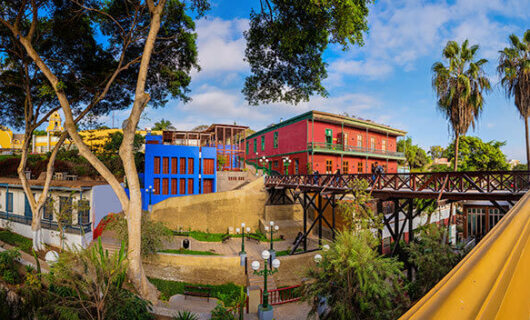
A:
[282, 157, 292, 175]
[259, 156, 270, 175]
[252, 250, 280, 320]
[236, 223, 251, 266]
[264, 221, 279, 266]
[145, 185, 153, 211]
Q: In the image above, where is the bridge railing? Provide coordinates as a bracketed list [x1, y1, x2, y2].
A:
[265, 171, 530, 194]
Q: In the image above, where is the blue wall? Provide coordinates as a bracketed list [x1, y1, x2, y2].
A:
[142, 139, 217, 210]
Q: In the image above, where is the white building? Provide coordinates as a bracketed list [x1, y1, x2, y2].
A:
[0, 178, 122, 248]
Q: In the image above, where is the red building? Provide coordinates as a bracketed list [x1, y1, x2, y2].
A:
[245, 111, 406, 174]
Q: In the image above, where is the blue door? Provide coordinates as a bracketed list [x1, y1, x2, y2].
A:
[24, 195, 32, 219]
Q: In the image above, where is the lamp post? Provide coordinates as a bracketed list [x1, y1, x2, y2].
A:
[236, 223, 251, 266]
[145, 185, 153, 211]
[264, 221, 279, 266]
[259, 156, 270, 175]
[283, 157, 292, 175]
[252, 250, 280, 320]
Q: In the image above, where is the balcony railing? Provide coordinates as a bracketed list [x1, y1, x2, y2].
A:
[308, 142, 405, 158]
[0, 211, 92, 234]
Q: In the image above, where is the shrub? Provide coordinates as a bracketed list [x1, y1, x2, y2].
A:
[0, 230, 32, 253]
[0, 248, 21, 284]
[108, 213, 172, 257]
[174, 310, 199, 320]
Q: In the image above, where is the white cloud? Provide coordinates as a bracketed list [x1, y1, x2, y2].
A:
[329, 59, 393, 81]
[193, 18, 249, 78]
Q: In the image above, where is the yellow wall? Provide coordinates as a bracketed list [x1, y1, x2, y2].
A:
[274, 252, 318, 287]
[151, 178, 268, 233]
[144, 253, 246, 285]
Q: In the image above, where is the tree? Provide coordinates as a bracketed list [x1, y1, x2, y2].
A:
[428, 145, 444, 159]
[152, 119, 172, 131]
[432, 40, 491, 171]
[397, 137, 430, 170]
[2, 0, 376, 300]
[444, 136, 508, 171]
[498, 30, 530, 167]
[301, 231, 409, 320]
[192, 124, 209, 131]
[243, 0, 373, 104]
[406, 224, 461, 301]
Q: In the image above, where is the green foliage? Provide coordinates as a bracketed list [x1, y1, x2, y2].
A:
[149, 278, 241, 305]
[217, 156, 227, 171]
[513, 163, 528, 170]
[338, 179, 382, 231]
[397, 137, 431, 169]
[244, 0, 373, 104]
[301, 231, 409, 320]
[444, 136, 509, 171]
[428, 145, 444, 159]
[406, 224, 461, 301]
[174, 310, 200, 320]
[210, 302, 235, 320]
[158, 249, 218, 256]
[0, 230, 32, 254]
[0, 248, 21, 284]
[153, 119, 173, 131]
[108, 213, 172, 257]
[46, 238, 154, 320]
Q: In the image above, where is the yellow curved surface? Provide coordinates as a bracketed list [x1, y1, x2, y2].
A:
[400, 191, 530, 320]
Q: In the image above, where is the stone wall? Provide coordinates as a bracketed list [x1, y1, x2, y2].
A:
[151, 177, 267, 233]
[216, 171, 256, 192]
[144, 253, 246, 285]
[273, 252, 318, 287]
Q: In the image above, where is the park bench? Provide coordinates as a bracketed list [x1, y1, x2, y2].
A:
[184, 285, 212, 301]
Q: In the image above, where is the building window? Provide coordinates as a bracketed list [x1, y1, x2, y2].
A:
[261, 136, 265, 151]
[254, 139, 257, 153]
[171, 179, 178, 194]
[273, 160, 279, 168]
[162, 157, 169, 174]
[273, 132, 278, 148]
[370, 137, 375, 150]
[188, 158, 194, 174]
[188, 179, 194, 194]
[153, 178, 160, 194]
[358, 161, 363, 173]
[171, 158, 178, 174]
[325, 129, 333, 146]
[382, 140, 386, 151]
[204, 159, 215, 175]
[78, 199, 90, 225]
[6, 192, 13, 212]
[294, 159, 299, 174]
[246, 141, 249, 155]
[154, 157, 161, 174]
[179, 179, 186, 195]
[180, 158, 186, 174]
[162, 178, 169, 195]
[203, 179, 214, 194]
[357, 134, 362, 148]
[342, 161, 349, 174]
[325, 160, 333, 173]
[59, 196, 72, 224]
[43, 197, 53, 220]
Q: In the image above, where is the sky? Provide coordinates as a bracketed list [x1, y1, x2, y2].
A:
[107, 0, 530, 161]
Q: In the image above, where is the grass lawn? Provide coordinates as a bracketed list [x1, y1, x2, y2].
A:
[158, 249, 219, 256]
[148, 278, 242, 304]
[173, 230, 282, 242]
[276, 249, 303, 257]
[0, 230, 32, 254]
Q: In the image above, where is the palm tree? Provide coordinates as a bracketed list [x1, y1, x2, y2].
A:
[498, 30, 530, 167]
[432, 40, 491, 171]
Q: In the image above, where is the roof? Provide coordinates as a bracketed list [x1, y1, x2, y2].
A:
[0, 177, 108, 189]
[246, 110, 407, 140]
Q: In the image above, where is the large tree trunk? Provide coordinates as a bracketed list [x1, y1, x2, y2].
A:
[524, 117, 530, 170]
[453, 133, 460, 172]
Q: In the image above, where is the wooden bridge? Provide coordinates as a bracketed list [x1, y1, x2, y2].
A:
[264, 171, 530, 255]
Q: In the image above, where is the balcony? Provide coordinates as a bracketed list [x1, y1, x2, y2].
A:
[308, 142, 405, 159]
[0, 211, 92, 235]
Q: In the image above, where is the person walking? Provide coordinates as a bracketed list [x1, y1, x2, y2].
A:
[371, 162, 377, 183]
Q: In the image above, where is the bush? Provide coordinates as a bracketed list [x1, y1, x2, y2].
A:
[0, 248, 21, 284]
[174, 310, 199, 320]
[108, 213, 172, 257]
[0, 230, 32, 253]
[149, 278, 241, 305]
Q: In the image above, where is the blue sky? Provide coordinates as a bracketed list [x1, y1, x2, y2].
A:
[108, 0, 529, 161]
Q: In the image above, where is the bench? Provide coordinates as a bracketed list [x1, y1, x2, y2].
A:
[184, 285, 212, 301]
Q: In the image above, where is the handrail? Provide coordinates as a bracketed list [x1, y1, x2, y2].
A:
[308, 142, 405, 158]
[260, 285, 302, 305]
[0, 211, 92, 234]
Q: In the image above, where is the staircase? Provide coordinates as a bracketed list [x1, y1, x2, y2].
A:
[259, 204, 304, 240]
